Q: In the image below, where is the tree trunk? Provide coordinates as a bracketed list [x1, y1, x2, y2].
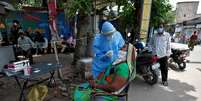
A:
[86, 32, 93, 57]
[73, 11, 91, 65]
[132, 0, 143, 42]
[86, 14, 95, 57]
[42, 0, 48, 7]
[73, 23, 82, 65]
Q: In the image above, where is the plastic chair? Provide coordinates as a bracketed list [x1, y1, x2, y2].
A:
[91, 43, 137, 101]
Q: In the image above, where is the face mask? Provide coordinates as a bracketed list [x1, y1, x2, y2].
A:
[106, 34, 113, 40]
[158, 28, 164, 34]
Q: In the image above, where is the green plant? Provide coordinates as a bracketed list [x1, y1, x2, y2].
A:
[150, 0, 174, 27]
[64, 0, 92, 18]
[119, 2, 135, 29]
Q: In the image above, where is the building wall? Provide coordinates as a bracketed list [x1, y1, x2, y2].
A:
[176, 1, 201, 23]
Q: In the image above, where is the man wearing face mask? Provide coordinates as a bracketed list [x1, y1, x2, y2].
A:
[149, 22, 171, 86]
[92, 21, 125, 79]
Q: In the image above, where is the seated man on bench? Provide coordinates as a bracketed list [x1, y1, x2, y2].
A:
[17, 30, 35, 64]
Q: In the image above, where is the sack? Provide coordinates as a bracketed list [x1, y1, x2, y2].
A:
[73, 83, 93, 101]
[27, 85, 48, 101]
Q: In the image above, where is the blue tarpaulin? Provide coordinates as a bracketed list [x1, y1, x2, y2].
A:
[6, 11, 73, 42]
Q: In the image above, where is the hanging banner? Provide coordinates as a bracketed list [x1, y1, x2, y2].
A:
[140, 0, 152, 42]
[48, 0, 59, 40]
[24, 14, 40, 22]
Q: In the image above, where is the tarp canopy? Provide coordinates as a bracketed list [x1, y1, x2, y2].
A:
[0, 4, 5, 15]
[94, 0, 116, 10]
[0, 1, 15, 11]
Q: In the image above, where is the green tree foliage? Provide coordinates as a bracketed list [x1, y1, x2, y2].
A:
[119, 2, 135, 30]
[11, 0, 42, 10]
[64, 0, 92, 18]
[150, 0, 175, 27]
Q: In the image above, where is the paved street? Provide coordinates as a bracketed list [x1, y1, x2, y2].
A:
[128, 45, 201, 101]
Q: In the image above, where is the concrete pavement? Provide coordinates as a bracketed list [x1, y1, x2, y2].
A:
[128, 46, 201, 101]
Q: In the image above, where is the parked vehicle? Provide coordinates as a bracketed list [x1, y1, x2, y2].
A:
[169, 43, 190, 70]
[126, 33, 160, 85]
[136, 49, 160, 85]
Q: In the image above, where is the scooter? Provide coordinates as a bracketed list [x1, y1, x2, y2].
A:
[135, 48, 160, 85]
[128, 35, 160, 85]
[169, 49, 190, 70]
[169, 42, 190, 70]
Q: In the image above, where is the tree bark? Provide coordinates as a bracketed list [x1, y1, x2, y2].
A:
[73, 11, 91, 65]
[86, 13, 95, 57]
[86, 31, 93, 57]
[42, 0, 48, 7]
[132, 0, 143, 42]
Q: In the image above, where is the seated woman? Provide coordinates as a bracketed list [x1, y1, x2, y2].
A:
[74, 49, 129, 101]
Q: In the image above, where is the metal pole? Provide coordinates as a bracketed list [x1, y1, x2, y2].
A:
[53, 41, 63, 79]
[48, 0, 64, 80]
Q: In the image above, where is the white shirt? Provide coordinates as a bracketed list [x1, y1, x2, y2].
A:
[149, 32, 171, 58]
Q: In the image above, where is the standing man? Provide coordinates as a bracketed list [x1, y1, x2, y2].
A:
[10, 20, 21, 45]
[149, 22, 171, 86]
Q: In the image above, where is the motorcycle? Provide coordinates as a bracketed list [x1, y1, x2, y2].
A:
[135, 49, 160, 85]
[133, 39, 160, 85]
[169, 43, 190, 70]
[126, 32, 160, 85]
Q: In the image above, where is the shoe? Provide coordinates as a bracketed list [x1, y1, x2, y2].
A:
[162, 81, 168, 86]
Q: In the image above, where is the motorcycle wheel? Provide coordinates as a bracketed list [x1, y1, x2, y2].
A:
[143, 67, 158, 85]
[168, 58, 179, 70]
[178, 62, 186, 70]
